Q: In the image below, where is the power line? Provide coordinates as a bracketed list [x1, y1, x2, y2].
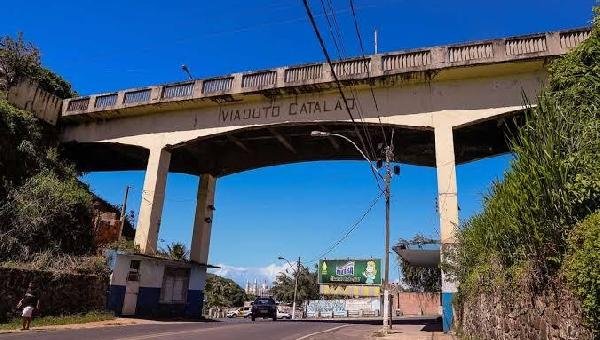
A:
[320, 0, 380, 161]
[348, 0, 388, 147]
[302, 0, 383, 189]
[306, 0, 381, 179]
[305, 190, 384, 264]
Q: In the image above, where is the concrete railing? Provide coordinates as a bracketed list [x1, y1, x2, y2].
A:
[61, 27, 591, 119]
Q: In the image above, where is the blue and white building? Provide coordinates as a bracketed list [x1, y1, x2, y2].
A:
[106, 251, 217, 318]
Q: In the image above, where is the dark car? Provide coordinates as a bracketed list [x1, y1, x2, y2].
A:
[251, 297, 277, 321]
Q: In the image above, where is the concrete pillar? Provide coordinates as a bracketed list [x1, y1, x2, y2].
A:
[190, 174, 216, 264]
[134, 147, 171, 254]
[434, 124, 459, 333]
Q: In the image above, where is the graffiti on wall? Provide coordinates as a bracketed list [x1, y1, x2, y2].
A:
[306, 298, 380, 314]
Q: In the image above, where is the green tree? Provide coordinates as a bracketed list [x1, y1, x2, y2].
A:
[0, 32, 39, 90]
[204, 274, 247, 308]
[270, 265, 319, 303]
[159, 242, 189, 261]
[0, 33, 74, 98]
[396, 234, 441, 292]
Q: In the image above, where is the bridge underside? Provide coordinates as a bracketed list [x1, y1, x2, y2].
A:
[63, 114, 520, 177]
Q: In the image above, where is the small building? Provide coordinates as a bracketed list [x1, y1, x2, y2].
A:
[106, 251, 217, 318]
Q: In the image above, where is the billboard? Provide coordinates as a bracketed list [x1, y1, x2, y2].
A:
[318, 259, 382, 285]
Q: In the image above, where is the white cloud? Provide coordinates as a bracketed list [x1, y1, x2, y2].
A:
[209, 262, 297, 287]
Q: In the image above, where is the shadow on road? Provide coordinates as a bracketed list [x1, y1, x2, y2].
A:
[279, 316, 442, 328]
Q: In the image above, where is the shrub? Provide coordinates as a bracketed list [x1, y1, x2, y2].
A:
[452, 7, 600, 305]
[0, 170, 94, 260]
[563, 211, 600, 330]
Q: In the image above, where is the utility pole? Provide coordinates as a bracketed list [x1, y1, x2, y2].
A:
[118, 185, 130, 241]
[310, 130, 395, 331]
[383, 145, 393, 331]
[292, 256, 301, 320]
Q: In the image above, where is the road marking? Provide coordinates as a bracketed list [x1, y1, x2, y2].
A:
[295, 324, 349, 340]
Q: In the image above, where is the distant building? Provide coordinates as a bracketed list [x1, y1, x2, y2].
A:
[91, 196, 135, 246]
[244, 278, 270, 296]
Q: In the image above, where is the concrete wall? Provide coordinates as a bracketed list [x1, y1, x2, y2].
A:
[0, 267, 108, 322]
[305, 298, 380, 318]
[7, 79, 62, 125]
[395, 292, 440, 316]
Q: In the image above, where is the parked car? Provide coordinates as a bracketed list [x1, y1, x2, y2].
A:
[241, 306, 252, 318]
[277, 309, 291, 319]
[226, 306, 252, 318]
[251, 297, 277, 321]
[226, 308, 241, 318]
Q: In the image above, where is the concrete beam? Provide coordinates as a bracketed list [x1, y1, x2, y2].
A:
[268, 128, 296, 154]
[134, 147, 171, 254]
[318, 125, 340, 150]
[190, 174, 217, 264]
[227, 134, 251, 154]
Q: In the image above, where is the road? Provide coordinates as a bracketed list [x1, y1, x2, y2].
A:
[0, 318, 381, 340]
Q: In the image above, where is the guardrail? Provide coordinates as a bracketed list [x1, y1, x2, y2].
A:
[62, 27, 591, 117]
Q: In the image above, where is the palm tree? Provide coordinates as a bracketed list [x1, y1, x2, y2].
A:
[160, 242, 189, 260]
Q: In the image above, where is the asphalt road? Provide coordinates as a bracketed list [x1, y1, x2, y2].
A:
[0, 318, 377, 340]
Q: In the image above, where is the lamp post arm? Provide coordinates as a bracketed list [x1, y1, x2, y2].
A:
[330, 133, 385, 182]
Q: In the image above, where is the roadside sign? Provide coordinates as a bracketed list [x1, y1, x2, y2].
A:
[318, 259, 382, 285]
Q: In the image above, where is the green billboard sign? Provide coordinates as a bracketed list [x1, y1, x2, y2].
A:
[318, 259, 382, 285]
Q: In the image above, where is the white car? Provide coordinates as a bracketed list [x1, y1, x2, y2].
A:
[226, 307, 252, 318]
[277, 310, 291, 319]
[226, 308, 241, 318]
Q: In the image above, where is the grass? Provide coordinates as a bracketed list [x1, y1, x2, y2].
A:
[0, 311, 115, 331]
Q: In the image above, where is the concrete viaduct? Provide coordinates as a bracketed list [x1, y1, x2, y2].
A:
[58, 27, 589, 329]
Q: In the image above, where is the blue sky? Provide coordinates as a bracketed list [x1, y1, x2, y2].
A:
[3, 0, 594, 285]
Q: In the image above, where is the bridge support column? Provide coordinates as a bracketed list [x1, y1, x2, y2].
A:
[434, 125, 459, 333]
[134, 147, 171, 255]
[190, 174, 216, 264]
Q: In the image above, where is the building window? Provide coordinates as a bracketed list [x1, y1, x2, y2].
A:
[160, 267, 189, 304]
[126, 260, 141, 281]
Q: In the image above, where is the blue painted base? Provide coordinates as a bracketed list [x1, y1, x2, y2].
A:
[185, 290, 204, 318]
[136, 287, 161, 316]
[107, 285, 126, 316]
[442, 292, 455, 333]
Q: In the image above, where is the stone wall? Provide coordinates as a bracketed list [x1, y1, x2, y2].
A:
[457, 281, 594, 339]
[0, 267, 109, 322]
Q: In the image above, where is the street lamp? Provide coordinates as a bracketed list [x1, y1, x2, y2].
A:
[278, 256, 301, 320]
[181, 64, 194, 80]
[311, 130, 394, 332]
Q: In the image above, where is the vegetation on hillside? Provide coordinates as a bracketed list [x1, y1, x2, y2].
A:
[395, 234, 441, 292]
[204, 274, 247, 308]
[0, 33, 96, 265]
[0, 99, 96, 262]
[451, 8, 600, 331]
[0, 33, 74, 98]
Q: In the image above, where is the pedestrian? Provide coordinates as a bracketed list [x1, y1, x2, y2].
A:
[16, 282, 39, 331]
